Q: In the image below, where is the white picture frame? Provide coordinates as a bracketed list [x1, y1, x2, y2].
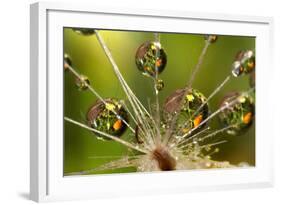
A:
[30, 2, 274, 202]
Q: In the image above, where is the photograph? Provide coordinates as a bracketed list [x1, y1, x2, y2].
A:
[63, 28, 255, 176]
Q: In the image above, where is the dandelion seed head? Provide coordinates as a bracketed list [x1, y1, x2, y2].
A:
[64, 30, 255, 175]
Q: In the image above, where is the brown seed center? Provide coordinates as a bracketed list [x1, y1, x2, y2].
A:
[152, 146, 176, 171]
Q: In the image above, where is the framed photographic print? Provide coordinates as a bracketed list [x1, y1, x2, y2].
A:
[30, 2, 274, 202]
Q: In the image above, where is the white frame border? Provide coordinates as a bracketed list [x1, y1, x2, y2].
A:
[30, 2, 274, 202]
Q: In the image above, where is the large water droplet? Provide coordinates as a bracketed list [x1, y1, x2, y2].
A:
[164, 88, 209, 134]
[87, 98, 129, 138]
[218, 92, 255, 135]
[135, 41, 167, 77]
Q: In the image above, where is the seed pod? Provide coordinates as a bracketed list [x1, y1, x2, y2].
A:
[135, 41, 167, 77]
[152, 146, 176, 171]
[72, 28, 96, 36]
[164, 88, 209, 134]
[87, 98, 129, 139]
[218, 92, 255, 135]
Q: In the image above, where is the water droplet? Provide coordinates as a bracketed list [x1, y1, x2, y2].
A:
[231, 50, 255, 77]
[135, 41, 167, 77]
[155, 79, 164, 91]
[193, 140, 198, 145]
[72, 28, 96, 36]
[231, 61, 243, 77]
[204, 35, 218, 43]
[87, 98, 129, 138]
[164, 88, 209, 133]
[219, 92, 255, 135]
[75, 75, 90, 91]
[64, 53, 72, 71]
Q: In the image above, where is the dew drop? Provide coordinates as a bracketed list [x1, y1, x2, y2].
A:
[75, 75, 90, 91]
[218, 92, 255, 135]
[87, 98, 129, 138]
[231, 61, 243, 77]
[164, 88, 209, 133]
[155, 79, 164, 91]
[231, 50, 255, 77]
[193, 140, 198, 145]
[135, 41, 167, 77]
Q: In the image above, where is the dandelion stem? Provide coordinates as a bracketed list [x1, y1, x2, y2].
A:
[88, 155, 140, 159]
[177, 126, 210, 147]
[187, 40, 211, 88]
[153, 32, 162, 144]
[95, 30, 157, 146]
[198, 125, 234, 142]
[65, 156, 140, 176]
[199, 140, 228, 149]
[120, 100, 138, 125]
[179, 126, 232, 149]
[154, 33, 160, 43]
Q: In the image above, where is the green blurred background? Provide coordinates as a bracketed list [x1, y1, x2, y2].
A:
[63, 28, 255, 175]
